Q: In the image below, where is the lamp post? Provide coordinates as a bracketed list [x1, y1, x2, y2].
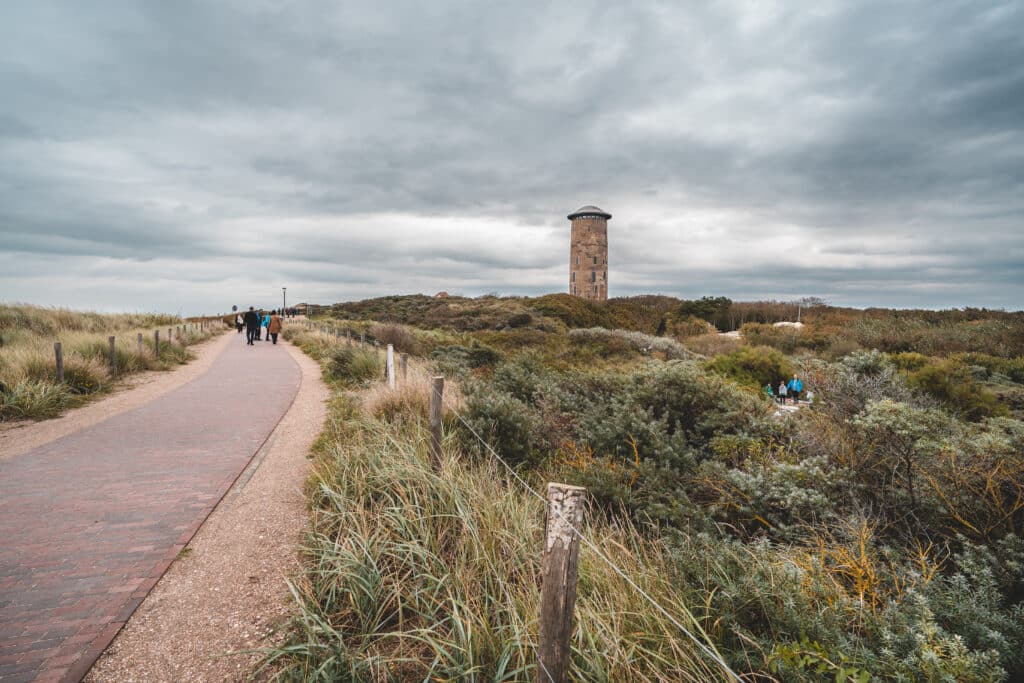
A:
[282, 287, 287, 315]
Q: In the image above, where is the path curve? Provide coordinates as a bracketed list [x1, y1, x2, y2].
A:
[0, 335, 302, 683]
[85, 338, 327, 682]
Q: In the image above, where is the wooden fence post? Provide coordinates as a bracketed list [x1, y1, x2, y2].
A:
[386, 344, 395, 388]
[537, 483, 586, 683]
[54, 342, 64, 383]
[154, 330, 160, 355]
[137, 332, 143, 354]
[429, 377, 444, 471]
[168, 328, 172, 344]
[108, 336, 116, 370]
[400, 353, 408, 381]
[360, 331, 366, 345]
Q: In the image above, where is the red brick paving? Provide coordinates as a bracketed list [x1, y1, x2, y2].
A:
[0, 337, 301, 682]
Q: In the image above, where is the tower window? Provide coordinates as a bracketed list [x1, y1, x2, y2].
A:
[592, 256, 598, 265]
[591, 271, 596, 282]
[575, 256, 579, 265]
[571, 272, 575, 282]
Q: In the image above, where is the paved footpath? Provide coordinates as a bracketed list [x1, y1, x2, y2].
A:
[0, 336, 302, 682]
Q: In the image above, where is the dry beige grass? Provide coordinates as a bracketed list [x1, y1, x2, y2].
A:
[684, 332, 742, 356]
[360, 356, 464, 421]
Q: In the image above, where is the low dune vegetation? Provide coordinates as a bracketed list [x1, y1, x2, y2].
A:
[0, 305, 221, 421]
[275, 296, 1024, 681]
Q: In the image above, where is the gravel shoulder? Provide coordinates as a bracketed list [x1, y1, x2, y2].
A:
[84, 338, 328, 682]
[0, 331, 234, 461]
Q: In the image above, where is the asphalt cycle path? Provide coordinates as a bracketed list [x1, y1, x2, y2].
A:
[0, 334, 301, 682]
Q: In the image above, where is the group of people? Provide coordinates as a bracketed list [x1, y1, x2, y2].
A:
[236, 307, 283, 346]
[765, 374, 806, 404]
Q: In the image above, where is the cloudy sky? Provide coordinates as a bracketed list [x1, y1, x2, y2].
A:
[1, 0, 1021, 315]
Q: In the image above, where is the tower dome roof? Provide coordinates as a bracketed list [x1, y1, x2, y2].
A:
[567, 205, 611, 220]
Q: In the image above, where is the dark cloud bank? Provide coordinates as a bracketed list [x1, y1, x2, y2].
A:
[1, 0, 1021, 314]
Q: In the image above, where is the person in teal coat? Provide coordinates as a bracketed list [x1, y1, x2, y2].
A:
[261, 312, 271, 341]
[787, 374, 803, 404]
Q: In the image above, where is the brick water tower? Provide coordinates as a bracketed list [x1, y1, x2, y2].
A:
[568, 205, 611, 301]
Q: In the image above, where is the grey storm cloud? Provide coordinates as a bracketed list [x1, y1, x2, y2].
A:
[0, 0, 1021, 315]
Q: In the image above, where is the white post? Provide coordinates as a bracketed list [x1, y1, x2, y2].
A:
[386, 344, 395, 388]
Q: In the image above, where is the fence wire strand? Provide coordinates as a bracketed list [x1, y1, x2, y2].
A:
[303, 322, 741, 682]
[443, 393, 743, 683]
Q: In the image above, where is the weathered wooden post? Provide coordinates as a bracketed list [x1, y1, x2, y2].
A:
[137, 332, 143, 354]
[360, 331, 366, 345]
[108, 336, 116, 370]
[400, 353, 408, 381]
[154, 330, 160, 355]
[168, 328, 172, 345]
[429, 376, 444, 471]
[386, 344, 396, 387]
[54, 342, 64, 383]
[538, 483, 586, 683]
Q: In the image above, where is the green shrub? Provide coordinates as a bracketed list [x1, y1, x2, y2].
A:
[890, 351, 931, 371]
[953, 353, 1024, 384]
[0, 380, 73, 420]
[369, 323, 421, 355]
[528, 293, 612, 328]
[461, 383, 547, 468]
[569, 327, 694, 360]
[327, 346, 382, 385]
[506, 312, 532, 328]
[705, 345, 794, 388]
[429, 341, 502, 371]
[61, 358, 108, 394]
[739, 323, 802, 353]
[905, 358, 1007, 421]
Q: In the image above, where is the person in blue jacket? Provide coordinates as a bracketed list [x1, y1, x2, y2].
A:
[261, 311, 271, 341]
[787, 374, 803, 404]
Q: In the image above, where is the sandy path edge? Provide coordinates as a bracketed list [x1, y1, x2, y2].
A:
[0, 331, 236, 461]
[84, 339, 329, 683]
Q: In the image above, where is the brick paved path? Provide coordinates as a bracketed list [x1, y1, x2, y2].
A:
[0, 337, 302, 682]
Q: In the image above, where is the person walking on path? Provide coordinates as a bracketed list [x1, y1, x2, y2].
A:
[764, 383, 774, 400]
[787, 374, 803, 404]
[243, 307, 260, 346]
[261, 311, 271, 341]
[777, 380, 788, 404]
[235, 313, 243, 334]
[268, 312, 283, 344]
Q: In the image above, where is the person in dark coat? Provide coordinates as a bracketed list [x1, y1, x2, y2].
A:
[243, 307, 260, 346]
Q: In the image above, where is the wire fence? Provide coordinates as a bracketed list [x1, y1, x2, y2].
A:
[297, 318, 743, 682]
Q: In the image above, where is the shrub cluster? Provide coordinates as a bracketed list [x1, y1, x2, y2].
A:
[286, 297, 1024, 681]
[705, 345, 794, 388]
[456, 347, 1024, 679]
[568, 327, 695, 360]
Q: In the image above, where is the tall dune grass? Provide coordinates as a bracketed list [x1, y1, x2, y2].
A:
[261, 402, 738, 682]
[0, 304, 221, 421]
